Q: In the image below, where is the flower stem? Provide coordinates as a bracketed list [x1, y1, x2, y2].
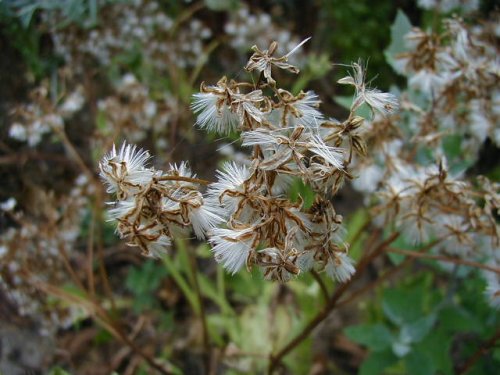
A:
[310, 270, 329, 302]
[156, 175, 210, 185]
[186, 247, 211, 373]
[386, 247, 500, 274]
[458, 329, 500, 374]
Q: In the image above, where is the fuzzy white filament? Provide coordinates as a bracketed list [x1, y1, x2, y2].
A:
[191, 91, 240, 134]
[99, 142, 153, 197]
[209, 227, 255, 274]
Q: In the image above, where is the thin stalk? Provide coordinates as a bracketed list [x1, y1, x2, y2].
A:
[458, 329, 500, 375]
[162, 255, 200, 313]
[310, 270, 329, 302]
[349, 218, 372, 249]
[87, 204, 96, 298]
[52, 126, 96, 183]
[109, 320, 173, 375]
[57, 243, 86, 293]
[186, 248, 211, 373]
[387, 247, 500, 274]
[168, 1, 205, 37]
[156, 175, 209, 185]
[35, 280, 172, 374]
[216, 264, 226, 309]
[189, 39, 221, 87]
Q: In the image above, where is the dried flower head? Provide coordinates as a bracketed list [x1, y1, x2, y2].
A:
[101, 39, 398, 284]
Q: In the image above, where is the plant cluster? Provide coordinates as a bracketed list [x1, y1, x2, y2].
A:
[0, 1, 498, 374]
[100, 39, 399, 284]
[350, 10, 500, 309]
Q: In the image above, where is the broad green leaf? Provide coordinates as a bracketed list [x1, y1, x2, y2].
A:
[387, 251, 406, 265]
[345, 323, 394, 351]
[288, 178, 315, 209]
[404, 350, 435, 375]
[359, 349, 398, 375]
[335, 96, 371, 118]
[335, 95, 353, 111]
[384, 10, 412, 71]
[400, 313, 437, 344]
[417, 331, 453, 375]
[205, 0, 240, 11]
[382, 287, 424, 325]
[18, 4, 38, 28]
[438, 306, 482, 333]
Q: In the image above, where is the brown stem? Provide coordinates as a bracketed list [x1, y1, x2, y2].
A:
[0, 152, 76, 166]
[110, 320, 173, 375]
[169, 1, 205, 37]
[458, 329, 500, 375]
[36, 281, 173, 375]
[387, 248, 500, 274]
[156, 175, 210, 185]
[189, 39, 221, 87]
[267, 232, 400, 374]
[57, 243, 86, 293]
[87, 205, 96, 298]
[52, 126, 96, 183]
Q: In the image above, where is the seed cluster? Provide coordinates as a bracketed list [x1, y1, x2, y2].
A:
[101, 40, 399, 282]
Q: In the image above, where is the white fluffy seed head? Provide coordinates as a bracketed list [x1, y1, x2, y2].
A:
[99, 142, 153, 197]
[191, 92, 240, 134]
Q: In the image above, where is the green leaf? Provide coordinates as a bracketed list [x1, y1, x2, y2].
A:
[392, 339, 411, 357]
[48, 368, 72, 375]
[125, 260, 167, 312]
[17, 3, 38, 28]
[404, 350, 435, 375]
[417, 331, 453, 375]
[438, 306, 482, 333]
[400, 314, 437, 344]
[345, 324, 394, 351]
[359, 349, 398, 375]
[335, 95, 371, 118]
[387, 251, 406, 265]
[382, 287, 424, 325]
[204, 0, 240, 11]
[335, 95, 352, 111]
[228, 266, 267, 302]
[288, 178, 315, 209]
[384, 10, 412, 70]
